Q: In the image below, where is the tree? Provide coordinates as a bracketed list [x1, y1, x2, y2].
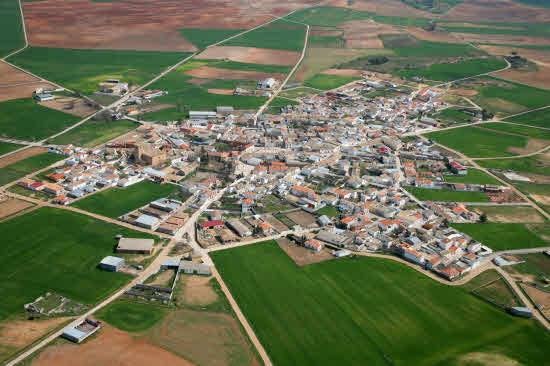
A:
[479, 213, 488, 223]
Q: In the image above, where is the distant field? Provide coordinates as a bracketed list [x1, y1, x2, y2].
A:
[97, 300, 168, 332]
[452, 223, 548, 251]
[397, 57, 506, 81]
[406, 186, 490, 202]
[479, 155, 550, 176]
[8, 47, 188, 95]
[180, 28, 244, 49]
[425, 126, 528, 158]
[383, 38, 482, 58]
[286, 6, 369, 27]
[0, 0, 24, 57]
[0, 98, 80, 141]
[481, 122, 550, 140]
[212, 242, 550, 365]
[0, 142, 22, 156]
[469, 205, 546, 223]
[0, 152, 64, 186]
[223, 19, 306, 51]
[265, 97, 298, 114]
[434, 108, 475, 124]
[72, 180, 183, 218]
[212, 60, 292, 74]
[443, 169, 501, 185]
[506, 108, 550, 127]
[0, 207, 156, 321]
[304, 73, 360, 90]
[49, 119, 138, 147]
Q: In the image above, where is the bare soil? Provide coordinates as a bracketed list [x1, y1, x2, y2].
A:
[0, 317, 71, 349]
[0, 62, 38, 85]
[496, 65, 550, 90]
[264, 214, 290, 232]
[285, 210, 318, 227]
[454, 33, 550, 47]
[507, 138, 548, 156]
[531, 194, 550, 206]
[179, 275, 218, 306]
[327, 0, 429, 18]
[341, 20, 400, 49]
[197, 46, 300, 66]
[322, 68, 363, 77]
[443, 0, 550, 23]
[0, 147, 47, 168]
[207, 88, 235, 95]
[0, 61, 55, 102]
[147, 269, 175, 287]
[40, 97, 98, 117]
[0, 198, 34, 220]
[406, 27, 463, 44]
[277, 237, 334, 266]
[185, 66, 283, 80]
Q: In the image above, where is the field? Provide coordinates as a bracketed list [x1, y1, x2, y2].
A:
[286, 6, 370, 27]
[425, 126, 528, 158]
[397, 57, 506, 81]
[223, 19, 306, 51]
[0, 0, 24, 57]
[479, 154, 550, 176]
[504, 253, 550, 286]
[443, 169, 501, 185]
[463, 269, 522, 309]
[433, 107, 475, 124]
[72, 180, 182, 218]
[180, 28, 244, 50]
[0, 207, 157, 321]
[8, 47, 188, 95]
[451, 223, 548, 251]
[481, 122, 550, 140]
[469, 205, 546, 223]
[506, 108, 550, 127]
[406, 187, 490, 202]
[48, 119, 138, 148]
[304, 73, 360, 90]
[315, 205, 339, 217]
[0, 98, 80, 141]
[0, 142, 21, 156]
[96, 300, 168, 333]
[0, 152, 64, 186]
[211, 242, 550, 365]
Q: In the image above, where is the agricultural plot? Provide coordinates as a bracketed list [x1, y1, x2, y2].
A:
[180, 28, 244, 50]
[479, 154, 550, 176]
[406, 187, 490, 202]
[451, 223, 548, 251]
[481, 122, 550, 140]
[223, 19, 306, 51]
[212, 242, 550, 366]
[504, 253, 550, 288]
[97, 300, 168, 333]
[0, 207, 156, 321]
[72, 180, 183, 218]
[0, 142, 21, 156]
[286, 6, 370, 27]
[0, 0, 24, 57]
[49, 119, 138, 148]
[433, 107, 476, 124]
[397, 57, 506, 81]
[443, 169, 501, 185]
[506, 108, 550, 127]
[304, 73, 360, 90]
[0, 98, 80, 141]
[8, 47, 188, 95]
[469, 205, 546, 223]
[0, 152, 64, 186]
[463, 269, 522, 309]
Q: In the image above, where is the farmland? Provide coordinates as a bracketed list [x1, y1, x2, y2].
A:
[180, 28, 244, 50]
[0, 98, 81, 141]
[212, 242, 550, 366]
[0, 207, 156, 321]
[223, 19, 306, 51]
[433, 108, 475, 124]
[72, 180, 183, 218]
[0, 142, 21, 156]
[443, 169, 501, 185]
[304, 73, 360, 90]
[451, 223, 549, 251]
[8, 48, 188, 95]
[48, 119, 138, 148]
[406, 187, 490, 202]
[97, 300, 168, 333]
[0, 0, 24, 57]
[506, 108, 550, 127]
[469, 205, 546, 223]
[481, 122, 550, 140]
[286, 6, 370, 27]
[397, 57, 506, 81]
[479, 155, 550, 176]
[0, 152, 64, 186]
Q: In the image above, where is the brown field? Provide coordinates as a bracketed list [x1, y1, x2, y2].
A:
[521, 284, 550, 318]
[0, 197, 34, 220]
[454, 33, 550, 47]
[459, 352, 521, 366]
[0, 147, 47, 168]
[32, 325, 195, 366]
[0, 317, 70, 350]
[264, 214, 290, 232]
[406, 27, 463, 44]
[22, 0, 315, 51]
[277, 237, 334, 266]
[471, 206, 545, 223]
[185, 66, 283, 80]
[179, 275, 219, 306]
[207, 88, 235, 95]
[40, 97, 98, 117]
[341, 20, 401, 49]
[0, 62, 38, 85]
[0, 62, 55, 102]
[196, 46, 300, 66]
[531, 194, 550, 206]
[326, 0, 429, 18]
[443, 0, 550, 23]
[322, 68, 363, 77]
[285, 210, 318, 227]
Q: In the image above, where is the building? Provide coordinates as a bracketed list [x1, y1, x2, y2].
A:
[449, 161, 467, 175]
[99, 80, 128, 95]
[200, 220, 225, 230]
[116, 238, 154, 255]
[304, 239, 324, 252]
[189, 111, 217, 119]
[62, 318, 101, 343]
[227, 219, 252, 237]
[34, 93, 55, 102]
[99, 256, 125, 272]
[257, 78, 277, 90]
[179, 261, 211, 275]
[135, 214, 161, 230]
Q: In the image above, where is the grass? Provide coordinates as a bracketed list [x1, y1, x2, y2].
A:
[0, 207, 156, 321]
[97, 300, 167, 332]
[444, 169, 501, 185]
[505, 108, 550, 127]
[504, 253, 550, 287]
[0, 142, 22, 156]
[180, 28, 244, 49]
[425, 126, 528, 158]
[397, 57, 506, 81]
[0, 0, 24, 57]
[304, 73, 360, 90]
[211, 242, 550, 366]
[265, 97, 298, 114]
[385, 39, 483, 58]
[48, 119, 138, 147]
[72, 180, 183, 218]
[286, 6, 370, 27]
[0, 152, 64, 186]
[406, 187, 490, 202]
[223, 19, 306, 51]
[481, 122, 550, 140]
[212, 60, 292, 74]
[256, 195, 294, 213]
[434, 108, 475, 124]
[280, 87, 321, 99]
[469, 205, 546, 223]
[468, 270, 522, 308]
[478, 155, 550, 176]
[0, 98, 81, 141]
[452, 223, 548, 251]
[8, 47, 188, 95]
[316, 205, 339, 217]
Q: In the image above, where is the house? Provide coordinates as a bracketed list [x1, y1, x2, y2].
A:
[99, 256, 125, 272]
[227, 219, 252, 237]
[200, 220, 225, 230]
[62, 318, 101, 343]
[449, 161, 467, 175]
[135, 214, 161, 230]
[304, 239, 324, 252]
[116, 238, 154, 255]
[179, 261, 211, 275]
[189, 111, 217, 119]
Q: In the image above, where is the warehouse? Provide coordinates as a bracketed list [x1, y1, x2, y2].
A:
[62, 318, 102, 343]
[134, 214, 161, 230]
[227, 219, 252, 237]
[116, 238, 155, 255]
[189, 111, 217, 119]
[179, 261, 211, 275]
[99, 256, 125, 272]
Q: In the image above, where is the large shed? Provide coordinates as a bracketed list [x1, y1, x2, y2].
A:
[116, 238, 155, 254]
[99, 256, 125, 272]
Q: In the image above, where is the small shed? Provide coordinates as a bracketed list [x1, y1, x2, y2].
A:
[99, 256, 125, 272]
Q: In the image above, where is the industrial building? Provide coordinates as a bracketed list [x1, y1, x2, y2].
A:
[227, 219, 252, 237]
[62, 318, 102, 343]
[116, 238, 155, 255]
[99, 256, 125, 272]
[179, 261, 211, 275]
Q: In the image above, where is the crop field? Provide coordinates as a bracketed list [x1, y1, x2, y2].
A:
[0, 98, 81, 141]
[425, 126, 528, 158]
[382, 38, 482, 58]
[0, 152, 64, 186]
[286, 6, 370, 27]
[223, 19, 306, 51]
[0, 142, 21, 156]
[212, 60, 292, 74]
[397, 57, 506, 81]
[0, 0, 24, 57]
[180, 28, 244, 50]
[452, 223, 548, 251]
[433, 108, 476, 124]
[49, 119, 138, 148]
[8, 47, 188, 95]
[315, 205, 339, 217]
[406, 187, 490, 202]
[479, 155, 550, 176]
[505, 108, 550, 127]
[443, 169, 501, 185]
[212, 242, 550, 366]
[469, 205, 546, 223]
[0, 207, 157, 321]
[72, 180, 182, 218]
[481, 122, 550, 140]
[304, 73, 360, 90]
[97, 300, 168, 333]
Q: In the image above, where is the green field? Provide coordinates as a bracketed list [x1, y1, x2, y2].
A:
[97, 300, 167, 332]
[304, 73, 360, 90]
[211, 242, 550, 365]
[286, 6, 370, 27]
[504, 253, 550, 288]
[397, 57, 506, 81]
[383, 38, 482, 58]
[223, 19, 306, 51]
[444, 169, 501, 185]
[425, 126, 527, 158]
[0, 98, 81, 141]
[406, 186, 490, 202]
[0, 152, 64, 186]
[212, 60, 292, 74]
[49, 119, 138, 147]
[452, 223, 548, 251]
[8, 47, 188, 95]
[434, 108, 475, 124]
[0, 142, 22, 156]
[72, 180, 183, 218]
[478, 155, 550, 176]
[0, 0, 24, 57]
[0, 207, 157, 321]
[180, 28, 244, 49]
[506, 108, 550, 127]
[316, 205, 339, 217]
[481, 122, 550, 140]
